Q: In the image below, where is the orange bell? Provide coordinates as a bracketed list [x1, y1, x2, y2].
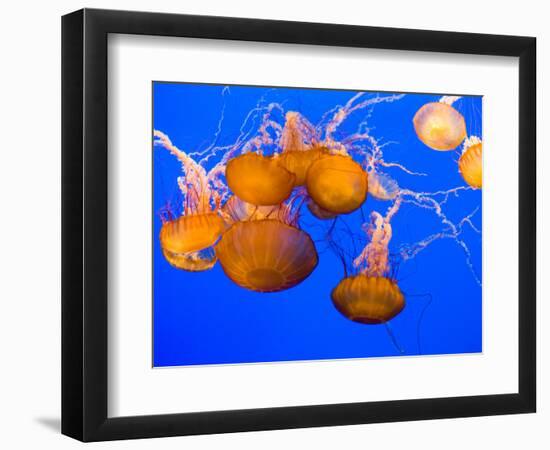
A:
[162, 247, 217, 272]
[159, 213, 226, 255]
[215, 219, 318, 292]
[458, 142, 482, 189]
[225, 153, 295, 206]
[331, 275, 405, 324]
[306, 154, 368, 214]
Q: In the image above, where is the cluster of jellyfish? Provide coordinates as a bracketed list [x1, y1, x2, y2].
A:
[154, 91, 482, 350]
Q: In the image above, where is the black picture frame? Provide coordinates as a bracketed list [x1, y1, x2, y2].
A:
[62, 8, 536, 442]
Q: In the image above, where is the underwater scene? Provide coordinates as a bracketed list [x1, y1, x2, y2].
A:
[153, 82, 482, 367]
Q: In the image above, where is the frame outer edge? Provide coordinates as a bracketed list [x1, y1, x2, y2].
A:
[518, 37, 536, 412]
[81, 7, 111, 441]
[61, 9, 85, 441]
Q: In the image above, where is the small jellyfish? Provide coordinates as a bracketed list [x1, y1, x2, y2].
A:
[331, 275, 405, 324]
[306, 154, 368, 214]
[413, 102, 467, 151]
[368, 171, 399, 201]
[215, 219, 318, 293]
[459, 137, 482, 189]
[225, 153, 295, 206]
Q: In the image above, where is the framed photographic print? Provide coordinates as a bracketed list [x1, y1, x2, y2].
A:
[61, 8, 536, 442]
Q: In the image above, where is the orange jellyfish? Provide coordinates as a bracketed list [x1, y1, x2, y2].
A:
[331, 205, 405, 324]
[160, 213, 226, 255]
[458, 137, 482, 189]
[331, 276, 405, 324]
[215, 219, 318, 293]
[159, 206, 226, 272]
[306, 154, 368, 214]
[154, 130, 227, 271]
[277, 111, 327, 186]
[162, 247, 218, 272]
[225, 153, 295, 206]
[413, 102, 467, 151]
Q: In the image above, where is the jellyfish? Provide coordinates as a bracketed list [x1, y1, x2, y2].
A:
[225, 153, 295, 206]
[330, 201, 405, 324]
[458, 136, 482, 189]
[215, 218, 318, 293]
[331, 276, 405, 324]
[368, 171, 399, 201]
[154, 130, 227, 271]
[162, 247, 218, 272]
[306, 154, 368, 214]
[159, 213, 226, 255]
[276, 111, 327, 186]
[413, 101, 467, 151]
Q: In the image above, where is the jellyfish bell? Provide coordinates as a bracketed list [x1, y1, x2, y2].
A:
[459, 138, 482, 189]
[162, 247, 217, 272]
[331, 275, 405, 324]
[413, 102, 467, 151]
[225, 153, 295, 206]
[215, 219, 318, 293]
[306, 154, 368, 214]
[159, 213, 226, 255]
[368, 171, 399, 201]
[159, 213, 226, 272]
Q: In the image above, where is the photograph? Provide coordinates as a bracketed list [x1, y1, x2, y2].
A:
[152, 82, 483, 367]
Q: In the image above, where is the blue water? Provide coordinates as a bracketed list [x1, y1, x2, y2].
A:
[153, 82, 482, 367]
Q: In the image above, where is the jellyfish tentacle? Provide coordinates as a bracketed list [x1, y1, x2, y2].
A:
[384, 322, 405, 355]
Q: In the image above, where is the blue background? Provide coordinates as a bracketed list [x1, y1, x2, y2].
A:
[153, 82, 482, 367]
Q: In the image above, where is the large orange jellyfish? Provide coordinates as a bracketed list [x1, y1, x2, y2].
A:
[331, 203, 405, 324]
[276, 111, 327, 186]
[458, 136, 482, 189]
[225, 153, 295, 206]
[154, 130, 227, 271]
[215, 217, 318, 293]
[306, 154, 368, 214]
[413, 101, 467, 151]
